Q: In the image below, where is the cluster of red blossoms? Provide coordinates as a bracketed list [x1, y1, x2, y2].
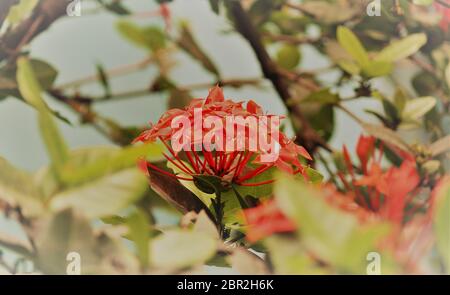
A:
[340, 135, 421, 225]
[134, 86, 312, 187]
[243, 135, 430, 243]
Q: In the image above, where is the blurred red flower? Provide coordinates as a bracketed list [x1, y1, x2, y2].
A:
[340, 135, 421, 225]
[434, 2, 450, 32]
[243, 199, 296, 243]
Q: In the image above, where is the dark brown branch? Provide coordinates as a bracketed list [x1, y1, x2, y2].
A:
[225, 1, 330, 153]
[435, 0, 450, 9]
[0, 0, 68, 61]
[48, 89, 136, 146]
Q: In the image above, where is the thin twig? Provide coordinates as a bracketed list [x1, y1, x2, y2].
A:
[225, 1, 331, 153]
[261, 32, 319, 45]
[435, 0, 450, 9]
[336, 103, 365, 125]
[55, 78, 264, 103]
[56, 57, 155, 90]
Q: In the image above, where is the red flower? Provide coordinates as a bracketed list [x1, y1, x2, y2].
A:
[243, 200, 296, 242]
[134, 86, 312, 188]
[337, 135, 423, 225]
[356, 135, 376, 173]
[159, 3, 171, 31]
[376, 159, 420, 224]
[434, 2, 450, 32]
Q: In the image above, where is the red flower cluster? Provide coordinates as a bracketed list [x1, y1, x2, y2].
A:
[243, 199, 296, 243]
[134, 86, 311, 187]
[340, 135, 421, 225]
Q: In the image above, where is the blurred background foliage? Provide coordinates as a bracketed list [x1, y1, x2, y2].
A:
[0, 0, 449, 274]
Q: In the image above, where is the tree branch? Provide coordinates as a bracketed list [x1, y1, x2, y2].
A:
[225, 1, 330, 153]
[0, 0, 20, 26]
[435, 0, 450, 9]
[0, 0, 68, 61]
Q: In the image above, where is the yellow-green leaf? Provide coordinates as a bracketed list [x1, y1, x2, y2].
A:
[274, 172, 392, 273]
[337, 26, 370, 67]
[151, 230, 217, 269]
[0, 156, 44, 217]
[433, 180, 450, 273]
[50, 168, 148, 219]
[127, 208, 151, 268]
[376, 33, 427, 62]
[362, 60, 393, 77]
[17, 57, 69, 173]
[401, 96, 436, 120]
[276, 45, 301, 70]
[59, 143, 164, 186]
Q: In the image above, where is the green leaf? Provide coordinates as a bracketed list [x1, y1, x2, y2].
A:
[193, 210, 219, 240]
[362, 123, 412, 152]
[193, 175, 229, 194]
[393, 89, 408, 112]
[302, 89, 339, 105]
[116, 21, 166, 52]
[429, 135, 450, 157]
[303, 103, 335, 141]
[38, 111, 69, 173]
[376, 33, 427, 62]
[306, 167, 324, 184]
[177, 22, 220, 77]
[17, 57, 69, 173]
[50, 168, 148, 219]
[433, 180, 450, 273]
[362, 60, 393, 77]
[233, 166, 276, 198]
[227, 248, 268, 274]
[300, 1, 360, 24]
[0, 59, 57, 96]
[337, 26, 370, 67]
[35, 209, 138, 274]
[96, 0, 130, 15]
[265, 236, 327, 274]
[221, 190, 245, 227]
[248, 0, 286, 26]
[337, 60, 361, 75]
[166, 160, 214, 206]
[127, 208, 151, 268]
[209, 0, 221, 14]
[276, 44, 301, 70]
[5, 0, 38, 26]
[59, 143, 164, 186]
[274, 172, 392, 273]
[401, 96, 437, 120]
[0, 157, 44, 216]
[95, 63, 111, 97]
[382, 98, 400, 124]
[151, 230, 217, 269]
[16, 57, 46, 110]
[30, 59, 58, 90]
